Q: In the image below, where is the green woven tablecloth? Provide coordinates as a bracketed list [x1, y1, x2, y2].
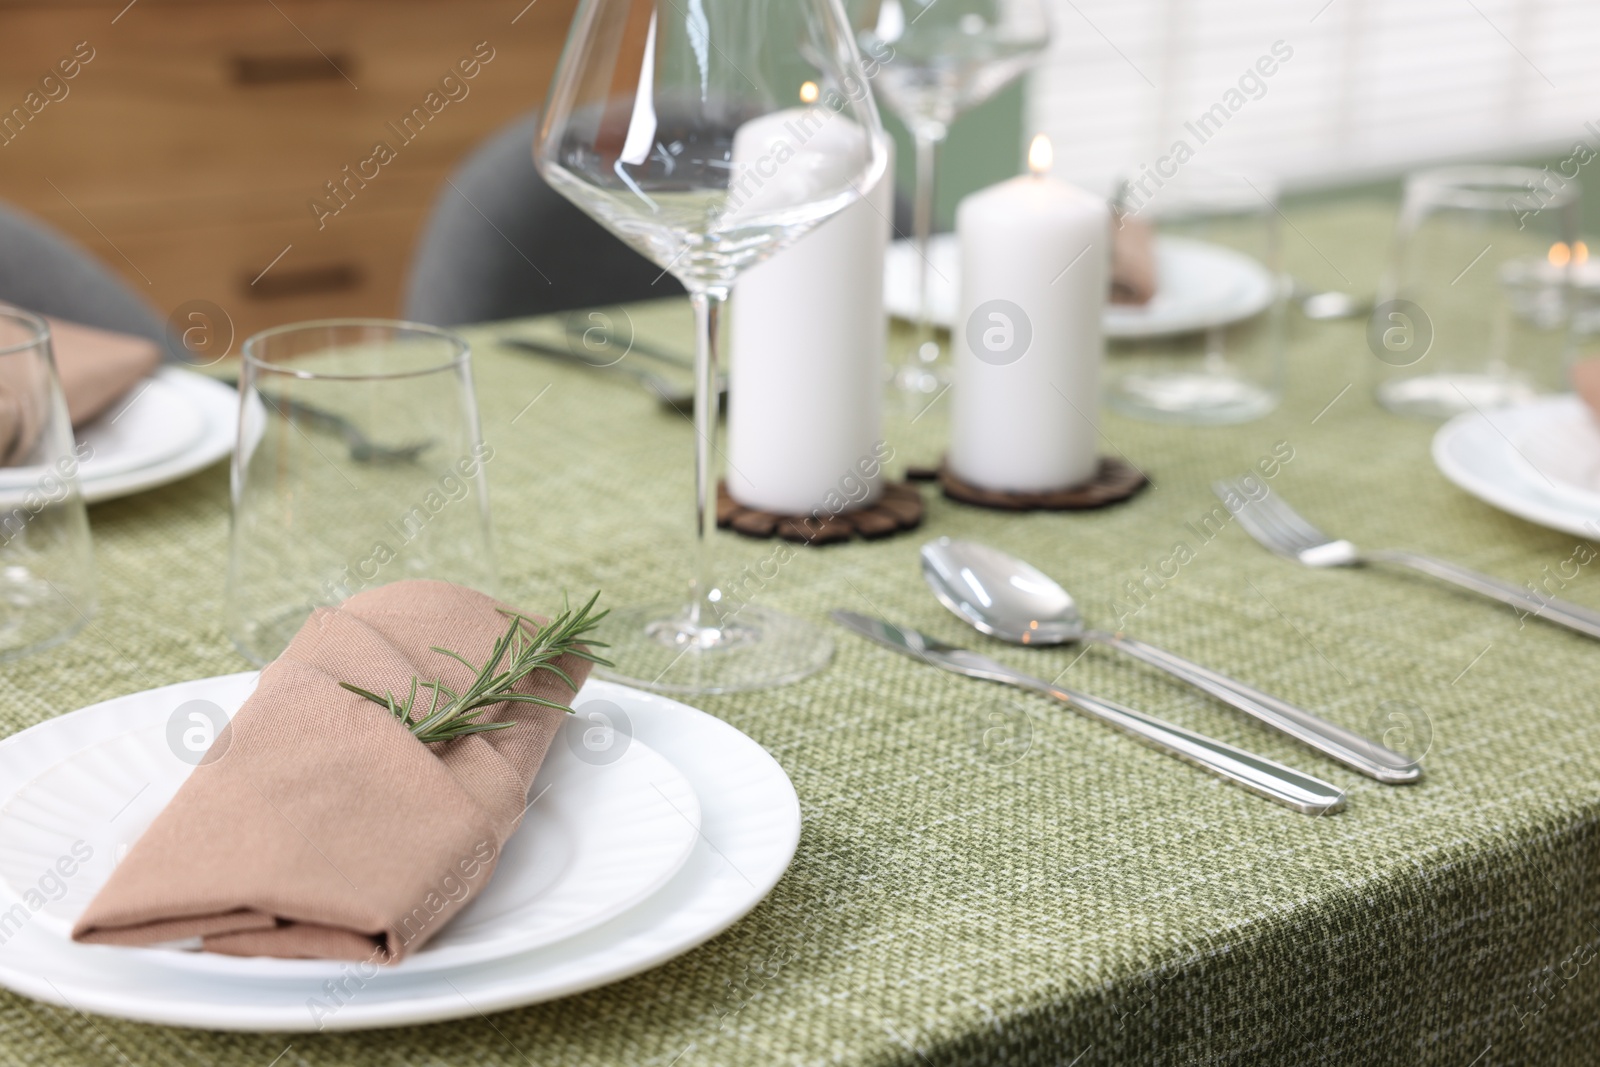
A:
[4, 199, 1600, 1065]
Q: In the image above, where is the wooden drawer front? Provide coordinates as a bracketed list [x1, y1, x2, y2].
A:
[101, 205, 420, 341]
[0, 0, 578, 334]
[0, 0, 576, 212]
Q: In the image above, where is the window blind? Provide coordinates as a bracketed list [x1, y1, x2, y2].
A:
[1027, 0, 1600, 190]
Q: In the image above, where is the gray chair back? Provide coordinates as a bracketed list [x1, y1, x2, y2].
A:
[0, 201, 166, 345]
[404, 111, 683, 326]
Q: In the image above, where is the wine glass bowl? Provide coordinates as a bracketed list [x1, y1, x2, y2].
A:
[858, 0, 1050, 139]
[536, 0, 890, 693]
[850, 0, 1051, 395]
[538, 4, 888, 293]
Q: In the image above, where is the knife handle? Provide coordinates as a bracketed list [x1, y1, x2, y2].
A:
[1026, 677, 1346, 815]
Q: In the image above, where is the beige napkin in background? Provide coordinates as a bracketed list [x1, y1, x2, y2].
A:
[45, 316, 163, 427]
[72, 580, 592, 962]
[1110, 216, 1159, 306]
[1573, 357, 1600, 419]
[0, 314, 161, 465]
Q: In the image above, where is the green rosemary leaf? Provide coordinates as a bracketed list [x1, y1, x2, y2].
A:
[340, 592, 612, 745]
[339, 681, 389, 706]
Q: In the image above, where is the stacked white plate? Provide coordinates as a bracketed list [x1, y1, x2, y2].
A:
[70, 367, 236, 504]
[0, 675, 800, 1030]
[883, 234, 1279, 339]
[1433, 394, 1600, 536]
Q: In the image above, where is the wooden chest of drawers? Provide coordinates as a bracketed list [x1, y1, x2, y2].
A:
[0, 0, 579, 339]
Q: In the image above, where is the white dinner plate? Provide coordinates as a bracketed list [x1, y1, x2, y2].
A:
[884, 233, 1279, 339]
[0, 673, 703, 978]
[0, 675, 799, 1030]
[1433, 394, 1600, 536]
[80, 368, 236, 505]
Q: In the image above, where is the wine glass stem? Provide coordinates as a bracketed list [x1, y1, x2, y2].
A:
[688, 286, 728, 632]
[909, 129, 943, 380]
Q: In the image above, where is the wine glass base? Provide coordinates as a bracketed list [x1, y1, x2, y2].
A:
[595, 601, 834, 695]
[1376, 373, 1536, 419]
[1107, 372, 1278, 425]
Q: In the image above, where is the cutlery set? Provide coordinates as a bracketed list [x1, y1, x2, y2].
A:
[835, 478, 1599, 815]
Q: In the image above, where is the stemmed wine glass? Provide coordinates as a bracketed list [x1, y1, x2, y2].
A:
[853, 0, 1051, 395]
[536, 0, 890, 694]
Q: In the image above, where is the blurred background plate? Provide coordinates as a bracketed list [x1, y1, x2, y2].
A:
[0, 370, 205, 491]
[884, 233, 1278, 338]
[78, 369, 237, 505]
[1433, 396, 1600, 537]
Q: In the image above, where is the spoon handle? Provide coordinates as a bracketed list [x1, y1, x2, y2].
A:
[1087, 632, 1420, 784]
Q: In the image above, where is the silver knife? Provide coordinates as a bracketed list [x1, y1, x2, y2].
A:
[831, 611, 1346, 816]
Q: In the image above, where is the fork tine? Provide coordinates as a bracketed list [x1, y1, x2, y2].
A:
[1214, 476, 1332, 558]
[1254, 487, 1333, 548]
[1239, 490, 1321, 555]
[1213, 478, 1298, 558]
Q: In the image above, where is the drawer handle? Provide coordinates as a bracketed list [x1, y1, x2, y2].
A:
[243, 263, 364, 300]
[230, 54, 354, 86]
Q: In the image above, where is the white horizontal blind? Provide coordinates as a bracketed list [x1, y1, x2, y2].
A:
[1028, 0, 1600, 190]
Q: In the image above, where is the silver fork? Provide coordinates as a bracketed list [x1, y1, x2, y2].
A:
[1214, 477, 1600, 640]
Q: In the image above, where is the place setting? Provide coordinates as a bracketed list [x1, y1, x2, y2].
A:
[0, 313, 236, 509]
[2, 0, 1600, 1059]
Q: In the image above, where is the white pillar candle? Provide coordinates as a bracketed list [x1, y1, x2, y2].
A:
[726, 108, 891, 516]
[949, 136, 1109, 492]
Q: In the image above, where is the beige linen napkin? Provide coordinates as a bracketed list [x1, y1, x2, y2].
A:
[45, 316, 163, 427]
[1111, 216, 1158, 306]
[72, 580, 591, 962]
[0, 315, 160, 466]
[1574, 357, 1600, 418]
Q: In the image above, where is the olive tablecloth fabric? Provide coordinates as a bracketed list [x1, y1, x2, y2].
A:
[3, 199, 1599, 1065]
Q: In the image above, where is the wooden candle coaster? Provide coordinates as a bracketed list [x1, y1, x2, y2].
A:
[905, 457, 1148, 511]
[717, 481, 925, 544]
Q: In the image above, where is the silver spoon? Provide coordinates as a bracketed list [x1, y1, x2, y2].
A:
[920, 538, 1421, 784]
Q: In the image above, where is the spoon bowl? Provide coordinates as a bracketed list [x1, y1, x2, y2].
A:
[920, 538, 1085, 645]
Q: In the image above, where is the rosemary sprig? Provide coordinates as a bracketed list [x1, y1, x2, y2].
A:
[339, 592, 612, 744]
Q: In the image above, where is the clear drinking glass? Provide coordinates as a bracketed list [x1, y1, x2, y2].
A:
[536, 0, 890, 694]
[226, 320, 497, 665]
[853, 0, 1050, 396]
[1105, 169, 1287, 424]
[1375, 165, 1580, 418]
[0, 307, 96, 660]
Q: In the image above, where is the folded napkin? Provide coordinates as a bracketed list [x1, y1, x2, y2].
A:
[46, 316, 163, 428]
[1110, 216, 1158, 306]
[1574, 357, 1600, 419]
[72, 580, 591, 962]
[0, 314, 160, 466]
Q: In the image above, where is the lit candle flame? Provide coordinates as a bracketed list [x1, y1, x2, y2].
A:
[1027, 134, 1052, 177]
[799, 81, 819, 104]
[1578, 240, 1590, 264]
[1550, 242, 1572, 267]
